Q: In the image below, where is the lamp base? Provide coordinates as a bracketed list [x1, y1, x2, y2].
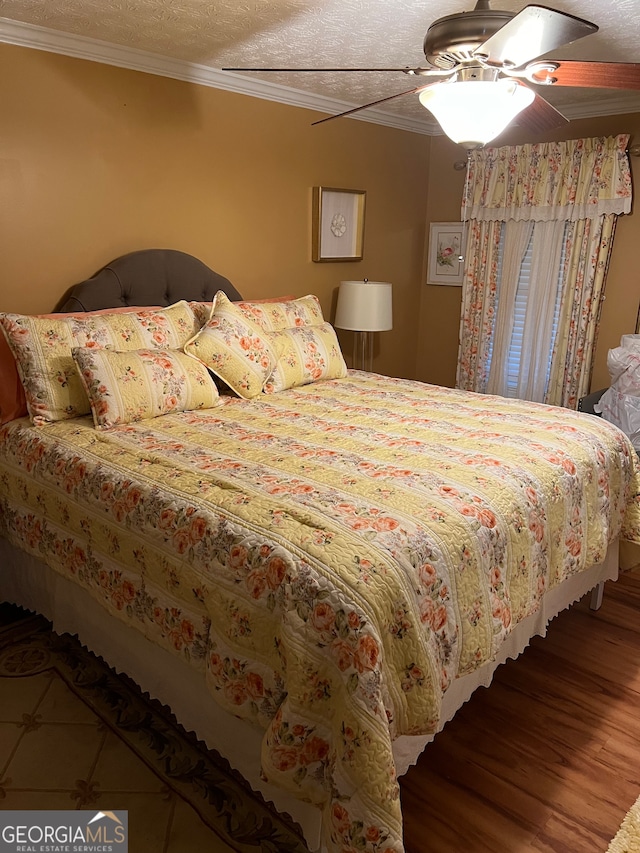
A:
[353, 330, 374, 372]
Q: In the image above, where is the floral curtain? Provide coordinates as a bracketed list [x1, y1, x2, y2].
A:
[462, 134, 632, 222]
[546, 214, 617, 408]
[456, 219, 502, 393]
[456, 134, 632, 404]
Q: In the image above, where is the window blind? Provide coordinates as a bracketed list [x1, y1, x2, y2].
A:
[494, 223, 567, 399]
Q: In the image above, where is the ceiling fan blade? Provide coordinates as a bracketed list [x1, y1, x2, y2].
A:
[476, 5, 598, 69]
[311, 83, 437, 125]
[513, 88, 568, 133]
[532, 59, 640, 90]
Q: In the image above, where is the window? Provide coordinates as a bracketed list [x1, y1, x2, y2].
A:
[491, 222, 567, 400]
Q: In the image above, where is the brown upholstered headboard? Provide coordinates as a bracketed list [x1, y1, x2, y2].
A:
[54, 249, 243, 312]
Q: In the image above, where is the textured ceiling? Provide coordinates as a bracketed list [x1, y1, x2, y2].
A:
[1, 0, 640, 134]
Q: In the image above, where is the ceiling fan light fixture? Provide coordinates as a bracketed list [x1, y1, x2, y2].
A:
[419, 78, 535, 148]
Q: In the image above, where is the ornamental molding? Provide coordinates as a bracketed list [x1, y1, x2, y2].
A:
[1, 17, 638, 137]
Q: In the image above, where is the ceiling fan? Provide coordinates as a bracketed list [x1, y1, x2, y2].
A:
[223, 1, 640, 148]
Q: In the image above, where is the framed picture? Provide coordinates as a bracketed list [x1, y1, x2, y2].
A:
[312, 187, 366, 262]
[427, 221, 464, 286]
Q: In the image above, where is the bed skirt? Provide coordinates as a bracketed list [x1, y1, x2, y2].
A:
[0, 536, 620, 852]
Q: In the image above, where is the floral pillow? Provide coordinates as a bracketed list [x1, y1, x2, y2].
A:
[0, 302, 199, 425]
[264, 322, 348, 393]
[0, 305, 162, 426]
[232, 294, 325, 332]
[184, 291, 278, 400]
[73, 347, 220, 430]
[188, 295, 298, 329]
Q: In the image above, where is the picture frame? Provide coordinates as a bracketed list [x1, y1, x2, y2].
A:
[312, 187, 366, 262]
[427, 221, 465, 286]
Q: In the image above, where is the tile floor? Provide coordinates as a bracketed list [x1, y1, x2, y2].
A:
[0, 667, 234, 852]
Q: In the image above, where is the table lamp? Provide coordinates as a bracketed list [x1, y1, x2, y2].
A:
[334, 279, 393, 371]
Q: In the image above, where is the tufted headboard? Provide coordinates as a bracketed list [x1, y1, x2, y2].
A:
[54, 248, 243, 312]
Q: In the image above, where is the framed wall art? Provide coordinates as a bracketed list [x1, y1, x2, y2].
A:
[427, 221, 465, 286]
[312, 187, 366, 262]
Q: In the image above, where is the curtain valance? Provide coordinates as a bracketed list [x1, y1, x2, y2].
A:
[462, 134, 632, 222]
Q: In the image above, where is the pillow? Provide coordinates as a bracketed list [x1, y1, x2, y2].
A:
[232, 294, 325, 332]
[188, 296, 297, 330]
[189, 301, 214, 328]
[264, 322, 348, 393]
[0, 302, 199, 425]
[0, 305, 162, 426]
[184, 291, 278, 400]
[73, 347, 220, 430]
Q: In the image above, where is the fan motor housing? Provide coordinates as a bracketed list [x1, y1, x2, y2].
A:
[424, 8, 515, 69]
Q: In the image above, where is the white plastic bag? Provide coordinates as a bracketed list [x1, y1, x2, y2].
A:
[619, 334, 640, 350]
[595, 388, 640, 451]
[594, 338, 640, 451]
[604, 347, 640, 392]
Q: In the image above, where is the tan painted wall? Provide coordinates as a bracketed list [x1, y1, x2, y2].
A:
[0, 43, 431, 381]
[416, 114, 640, 394]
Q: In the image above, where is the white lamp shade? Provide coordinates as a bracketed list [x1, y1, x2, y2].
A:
[334, 281, 393, 332]
[419, 79, 535, 148]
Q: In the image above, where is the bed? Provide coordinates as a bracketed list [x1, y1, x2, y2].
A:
[2, 249, 639, 853]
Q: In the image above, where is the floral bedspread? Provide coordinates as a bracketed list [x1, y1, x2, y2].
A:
[2, 372, 640, 853]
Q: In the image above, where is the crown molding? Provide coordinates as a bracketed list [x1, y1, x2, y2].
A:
[0, 17, 438, 136]
[558, 93, 640, 120]
[2, 18, 637, 136]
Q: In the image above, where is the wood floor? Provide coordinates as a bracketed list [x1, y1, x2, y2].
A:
[399, 566, 640, 853]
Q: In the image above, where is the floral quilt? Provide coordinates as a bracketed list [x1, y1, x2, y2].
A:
[1, 372, 639, 853]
